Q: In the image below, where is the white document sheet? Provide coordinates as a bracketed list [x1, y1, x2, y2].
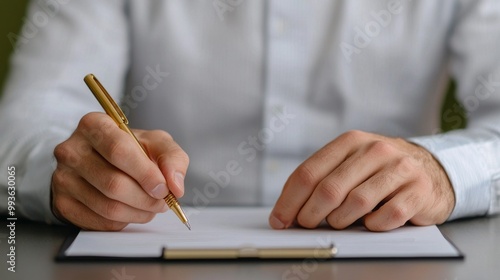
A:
[64, 207, 461, 259]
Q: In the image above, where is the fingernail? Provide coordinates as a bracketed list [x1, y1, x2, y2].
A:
[151, 183, 169, 199]
[174, 172, 185, 191]
[270, 215, 285, 229]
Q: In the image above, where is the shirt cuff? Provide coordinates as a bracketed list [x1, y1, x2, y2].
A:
[18, 139, 65, 226]
[408, 134, 491, 221]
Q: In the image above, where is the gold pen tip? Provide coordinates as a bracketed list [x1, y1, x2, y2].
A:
[185, 221, 191, 231]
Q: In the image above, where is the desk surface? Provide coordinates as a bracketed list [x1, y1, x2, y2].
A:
[1, 214, 499, 280]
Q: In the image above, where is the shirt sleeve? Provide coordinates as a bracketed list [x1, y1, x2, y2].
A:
[0, 0, 129, 224]
[409, 0, 500, 221]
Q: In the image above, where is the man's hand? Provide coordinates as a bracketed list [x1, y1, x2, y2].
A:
[51, 112, 189, 231]
[269, 130, 455, 232]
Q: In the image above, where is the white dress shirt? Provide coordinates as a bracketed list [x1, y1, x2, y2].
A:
[1, 0, 499, 224]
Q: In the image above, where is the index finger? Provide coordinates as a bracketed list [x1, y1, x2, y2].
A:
[269, 130, 365, 229]
[79, 112, 169, 199]
[135, 129, 190, 199]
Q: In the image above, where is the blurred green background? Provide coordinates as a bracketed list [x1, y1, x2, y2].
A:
[0, 0, 464, 131]
[0, 0, 29, 92]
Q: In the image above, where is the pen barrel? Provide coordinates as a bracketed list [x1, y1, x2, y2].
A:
[165, 193, 188, 224]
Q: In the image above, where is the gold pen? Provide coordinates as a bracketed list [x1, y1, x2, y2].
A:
[84, 74, 191, 230]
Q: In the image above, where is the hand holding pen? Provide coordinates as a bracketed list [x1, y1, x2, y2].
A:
[50, 74, 190, 231]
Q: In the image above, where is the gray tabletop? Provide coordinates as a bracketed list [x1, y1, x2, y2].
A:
[1, 214, 499, 280]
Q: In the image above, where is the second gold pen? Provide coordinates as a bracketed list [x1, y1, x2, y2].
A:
[84, 74, 191, 230]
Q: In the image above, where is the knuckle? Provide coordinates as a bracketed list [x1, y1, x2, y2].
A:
[52, 195, 64, 213]
[397, 155, 414, 168]
[54, 143, 75, 164]
[104, 175, 127, 198]
[159, 146, 190, 165]
[143, 129, 173, 144]
[336, 130, 366, 147]
[103, 200, 124, 220]
[342, 130, 366, 141]
[317, 180, 343, 204]
[79, 112, 111, 134]
[53, 197, 71, 220]
[153, 130, 174, 141]
[293, 164, 318, 189]
[368, 141, 394, 156]
[387, 204, 409, 223]
[107, 139, 131, 163]
[79, 114, 114, 143]
[51, 168, 66, 188]
[55, 140, 93, 168]
[348, 190, 372, 210]
[174, 152, 190, 168]
[394, 156, 416, 178]
[178, 149, 190, 164]
[78, 113, 98, 130]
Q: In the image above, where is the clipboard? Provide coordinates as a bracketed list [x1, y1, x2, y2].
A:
[56, 233, 338, 261]
[56, 207, 463, 261]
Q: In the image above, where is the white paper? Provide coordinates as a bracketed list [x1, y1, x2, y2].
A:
[64, 207, 461, 258]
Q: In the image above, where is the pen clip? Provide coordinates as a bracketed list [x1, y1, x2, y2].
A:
[84, 74, 129, 125]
